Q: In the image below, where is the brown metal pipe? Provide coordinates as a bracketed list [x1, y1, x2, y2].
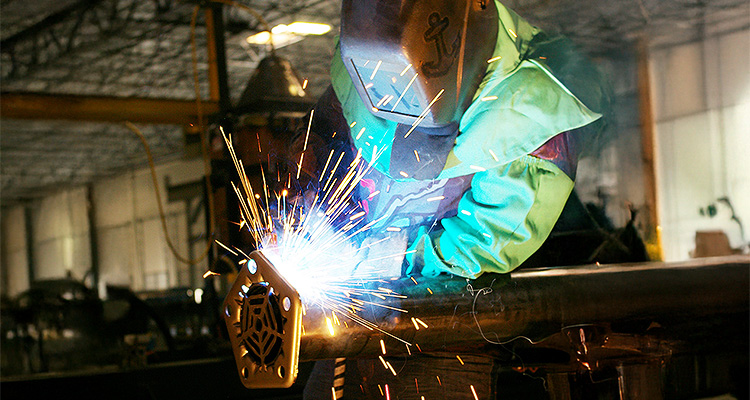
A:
[298, 256, 749, 361]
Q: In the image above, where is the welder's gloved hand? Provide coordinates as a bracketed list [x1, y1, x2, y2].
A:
[403, 155, 574, 279]
[355, 231, 408, 278]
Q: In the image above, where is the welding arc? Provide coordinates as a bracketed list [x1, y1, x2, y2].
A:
[125, 121, 213, 265]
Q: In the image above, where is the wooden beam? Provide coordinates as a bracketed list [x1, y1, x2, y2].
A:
[1, 92, 219, 125]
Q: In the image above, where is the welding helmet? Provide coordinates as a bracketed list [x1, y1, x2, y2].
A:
[340, 0, 499, 129]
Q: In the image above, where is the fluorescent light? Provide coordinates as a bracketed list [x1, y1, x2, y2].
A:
[246, 31, 272, 45]
[271, 24, 289, 34]
[246, 21, 331, 45]
[286, 22, 331, 35]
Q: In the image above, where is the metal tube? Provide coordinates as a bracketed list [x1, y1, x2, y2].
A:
[299, 256, 749, 361]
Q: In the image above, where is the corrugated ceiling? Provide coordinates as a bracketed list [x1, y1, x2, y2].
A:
[1, 0, 748, 204]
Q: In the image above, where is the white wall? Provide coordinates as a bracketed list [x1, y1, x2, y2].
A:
[1, 207, 29, 296]
[1, 157, 208, 295]
[651, 29, 750, 260]
[96, 158, 208, 291]
[32, 188, 91, 280]
[576, 52, 648, 230]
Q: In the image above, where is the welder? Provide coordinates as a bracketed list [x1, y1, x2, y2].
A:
[293, 0, 611, 397]
[293, 0, 610, 279]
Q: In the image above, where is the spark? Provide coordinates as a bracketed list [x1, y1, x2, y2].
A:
[349, 211, 366, 221]
[488, 149, 499, 162]
[411, 317, 420, 330]
[471, 385, 479, 400]
[370, 60, 383, 80]
[436, 375, 442, 385]
[303, 79, 309, 90]
[456, 355, 464, 365]
[481, 96, 498, 101]
[415, 378, 419, 393]
[303, 110, 314, 151]
[400, 64, 413, 76]
[386, 227, 401, 232]
[414, 150, 420, 162]
[399, 171, 409, 178]
[410, 276, 418, 285]
[386, 361, 397, 376]
[391, 73, 419, 111]
[298, 110, 315, 179]
[297, 153, 306, 179]
[221, 128, 415, 347]
[415, 318, 428, 328]
[356, 127, 366, 140]
[487, 56, 502, 63]
[404, 89, 445, 139]
[469, 165, 486, 171]
[427, 195, 445, 202]
[203, 270, 219, 278]
[380, 339, 387, 354]
[215, 240, 238, 256]
[508, 28, 517, 39]
[364, 83, 374, 89]
[385, 384, 391, 400]
[461, 210, 471, 216]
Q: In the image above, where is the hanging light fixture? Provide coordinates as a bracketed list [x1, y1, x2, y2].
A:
[234, 22, 329, 117]
[234, 53, 313, 117]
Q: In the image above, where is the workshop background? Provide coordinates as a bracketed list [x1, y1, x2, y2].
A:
[1, 0, 748, 399]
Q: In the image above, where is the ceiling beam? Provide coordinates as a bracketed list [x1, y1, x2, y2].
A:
[1, 92, 219, 125]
